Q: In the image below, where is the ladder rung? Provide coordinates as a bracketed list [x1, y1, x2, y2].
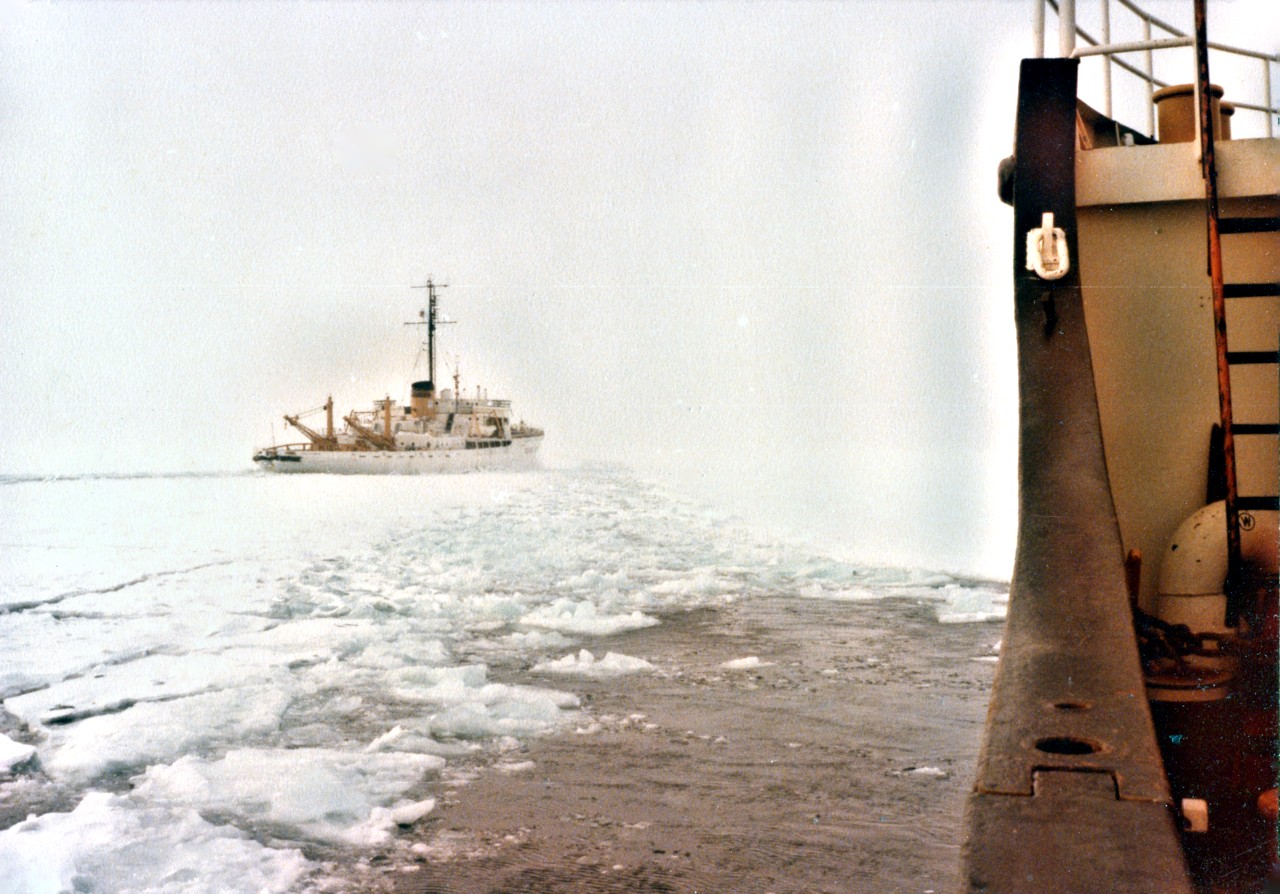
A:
[1227, 351, 1279, 365]
[1236, 496, 1280, 512]
[1219, 217, 1280, 234]
[1225, 283, 1280, 299]
[1233, 423, 1280, 436]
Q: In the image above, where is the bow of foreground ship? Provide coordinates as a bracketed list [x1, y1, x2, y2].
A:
[963, 2, 1277, 892]
[253, 279, 544, 474]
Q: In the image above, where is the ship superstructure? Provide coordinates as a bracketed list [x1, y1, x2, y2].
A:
[253, 279, 543, 474]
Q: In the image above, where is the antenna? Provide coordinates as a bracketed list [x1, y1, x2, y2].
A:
[407, 277, 454, 385]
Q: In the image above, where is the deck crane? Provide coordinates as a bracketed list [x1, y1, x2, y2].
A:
[283, 397, 337, 449]
[342, 412, 397, 451]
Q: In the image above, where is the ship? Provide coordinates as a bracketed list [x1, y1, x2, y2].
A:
[962, 1, 1277, 892]
[253, 279, 544, 474]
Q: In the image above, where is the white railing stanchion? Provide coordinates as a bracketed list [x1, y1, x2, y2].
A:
[1143, 16, 1155, 137]
[1265, 58, 1274, 138]
[1034, 0, 1047, 58]
[1059, 0, 1077, 57]
[1101, 0, 1113, 117]
[1047, 0, 1277, 137]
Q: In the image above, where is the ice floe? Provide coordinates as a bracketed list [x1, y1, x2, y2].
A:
[906, 766, 950, 778]
[40, 686, 293, 785]
[132, 747, 445, 845]
[0, 791, 310, 894]
[532, 649, 656, 677]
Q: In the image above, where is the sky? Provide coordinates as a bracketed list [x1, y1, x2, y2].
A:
[2, 0, 1275, 577]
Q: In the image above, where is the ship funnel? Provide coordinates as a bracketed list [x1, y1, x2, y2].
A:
[410, 380, 436, 419]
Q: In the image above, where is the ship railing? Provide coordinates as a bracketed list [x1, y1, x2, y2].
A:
[1033, 0, 1278, 138]
[258, 442, 315, 455]
[453, 399, 512, 410]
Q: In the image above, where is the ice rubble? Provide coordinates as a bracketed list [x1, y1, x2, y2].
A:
[519, 597, 660, 635]
[0, 467, 1006, 892]
[532, 649, 656, 677]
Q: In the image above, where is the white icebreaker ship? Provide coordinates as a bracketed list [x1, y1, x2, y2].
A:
[254, 279, 543, 474]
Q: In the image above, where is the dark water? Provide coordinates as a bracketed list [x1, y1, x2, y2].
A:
[364, 594, 999, 894]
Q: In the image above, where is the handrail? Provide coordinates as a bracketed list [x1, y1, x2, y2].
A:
[1071, 37, 1192, 58]
[1114, 0, 1180, 40]
[255, 442, 315, 454]
[1116, 0, 1277, 61]
[1037, 0, 1278, 138]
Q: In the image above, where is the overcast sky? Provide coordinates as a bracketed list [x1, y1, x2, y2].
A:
[2, 1, 1274, 575]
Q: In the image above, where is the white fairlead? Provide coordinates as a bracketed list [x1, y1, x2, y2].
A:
[1026, 211, 1070, 280]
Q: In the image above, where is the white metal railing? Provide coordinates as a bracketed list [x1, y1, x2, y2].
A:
[1035, 0, 1278, 138]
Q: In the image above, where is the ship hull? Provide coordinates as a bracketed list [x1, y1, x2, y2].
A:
[254, 435, 542, 474]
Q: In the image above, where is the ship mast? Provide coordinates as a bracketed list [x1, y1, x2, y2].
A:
[408, 277, 451, 386]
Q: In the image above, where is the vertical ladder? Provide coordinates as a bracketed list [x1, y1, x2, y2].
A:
[1221, 215, 1280, 519]
[1194, 2, 1280, 627]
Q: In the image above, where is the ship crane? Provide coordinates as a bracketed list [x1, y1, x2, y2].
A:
[283, 397, 337, 449]
[343, 412, 396, 451]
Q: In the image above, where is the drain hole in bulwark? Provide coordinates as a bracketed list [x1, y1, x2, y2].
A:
[1035, 736, 1101, 755]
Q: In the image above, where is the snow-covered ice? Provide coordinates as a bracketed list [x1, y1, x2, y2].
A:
[0, 466, 1006, 891]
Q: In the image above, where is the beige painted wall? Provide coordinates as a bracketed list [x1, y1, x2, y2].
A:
[1075, 140, 1279, 611]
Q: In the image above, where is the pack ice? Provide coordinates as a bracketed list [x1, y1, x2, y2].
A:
[0, 467, 1005, 891]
